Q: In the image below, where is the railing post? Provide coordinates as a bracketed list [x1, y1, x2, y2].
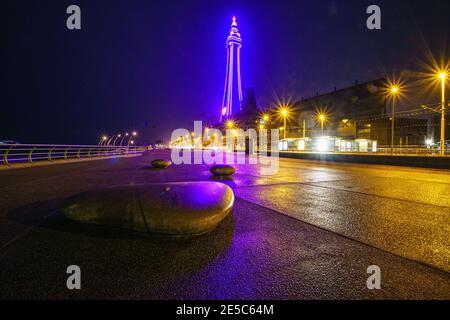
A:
[64, 147, 70, 160]
[4, 146, 12, 165]
[28, 147, 36, 163]
[88, 147, 92, 158]
[48, 147, 56, 161]
[77, 148, 81, 159]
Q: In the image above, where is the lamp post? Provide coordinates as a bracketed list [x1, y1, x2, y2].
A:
[389, 86, 399, 154]
[282, 110, 288, 139]
[127, 131, 138, 147]
[277, 107, 290, 139]
[316, 112, 328, 136]
[119, 133, 129, 146]
[99, 136, 108, 146]
[439, 72, 447, 156]
[112, 134, 122, 146]
[224, 120, 237, 151]
[106, 134, 118, 146]
[319, 114, 326, 134]
[260, 114, 270, 130]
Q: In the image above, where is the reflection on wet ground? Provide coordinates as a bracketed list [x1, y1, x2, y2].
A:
[0, 150, 448, 299]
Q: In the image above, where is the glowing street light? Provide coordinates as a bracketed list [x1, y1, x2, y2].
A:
[420, 60, 449, 155]
[316, 112, 328, 135]
[99, 135, 108, 146]
[261, 113, 270, 123]
[259, 113, 270, 131]
[438, 71, 447, 156]
[277, 106, 291, 139]
[112, 134, 122, 146]
[127, 131, 138, 147]
[225, 119, 235, 129]
[388, 84, 401, 154]
[119, 132, 129, 146]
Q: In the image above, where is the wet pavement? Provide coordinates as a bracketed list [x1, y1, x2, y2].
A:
[0, 150, 449, 299]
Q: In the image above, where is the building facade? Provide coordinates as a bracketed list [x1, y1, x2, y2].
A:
[276, 78, 431, 147]
[290, 79, 387, 138]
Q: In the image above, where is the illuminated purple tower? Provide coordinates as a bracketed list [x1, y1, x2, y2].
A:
[220, 16, 243, 122]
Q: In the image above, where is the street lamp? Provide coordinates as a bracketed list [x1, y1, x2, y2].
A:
[112, 134, 122, 146]
[317, 113, 327, 134]
[119, 133, 129, 146]
[225, 119, 235, 130]
[261, 113, 270, 123]
[106, 134, 119, 146]
[388, 85, 400, 154]
[127, 131, 138, 147]
[259, 113, 270, 132]
[277, 106, 291, 139]
[99, 136, 108, 146]
[439, 72, 447, 156]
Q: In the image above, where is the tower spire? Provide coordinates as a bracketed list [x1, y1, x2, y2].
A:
[220, 16, 243, 122]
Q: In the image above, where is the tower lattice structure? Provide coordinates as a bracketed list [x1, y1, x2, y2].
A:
[220, 16, 243, 122]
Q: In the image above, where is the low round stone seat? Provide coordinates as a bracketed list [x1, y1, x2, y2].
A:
[61, 182, 234, 236]
[151, 159, 172, 169]
[210, 165, 236, 176]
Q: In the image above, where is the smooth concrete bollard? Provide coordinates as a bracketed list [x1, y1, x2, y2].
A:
[210, 165, 236, 177]
[61, 182, 234, 236]
[151, 159, 172, 169]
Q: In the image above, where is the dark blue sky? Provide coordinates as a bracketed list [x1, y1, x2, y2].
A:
[2, 0, 449, 144]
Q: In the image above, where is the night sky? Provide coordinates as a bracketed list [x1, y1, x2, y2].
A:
[2, 0, 449, 144]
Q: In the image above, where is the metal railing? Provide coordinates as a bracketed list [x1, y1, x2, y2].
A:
[181, 145, 450, 157]
[376, 147, 450, 156]
[0, 144, 146, 166]
[275, 149, 449, 157]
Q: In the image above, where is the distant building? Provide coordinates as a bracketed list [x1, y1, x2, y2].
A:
[361, 118, 428, 146]
[290, 79, 387, 138]
[274, 78, 431, 146]
[234, 88, 260, 129]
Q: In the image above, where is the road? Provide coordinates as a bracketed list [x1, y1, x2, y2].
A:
[0, 151, 449, 299]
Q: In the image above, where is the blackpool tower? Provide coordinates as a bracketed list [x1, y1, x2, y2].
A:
[220, 16, 243, 122]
